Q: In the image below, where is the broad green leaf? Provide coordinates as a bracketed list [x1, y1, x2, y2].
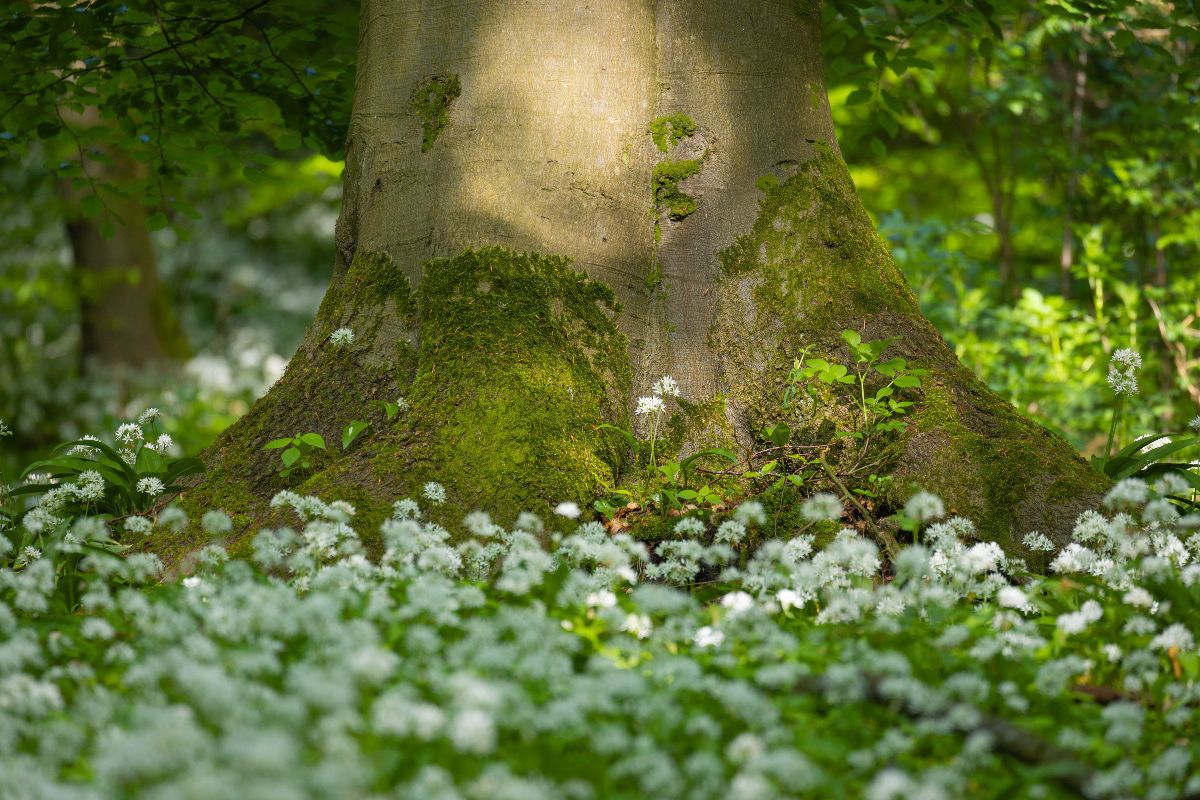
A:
[264, 438, 294, 449]
[281, 447, 301, 467]
[342, 420, 370, 450]
[875, 358, 906, 377]
[299, 433, 326, 449]
[598, 424, 637, 448]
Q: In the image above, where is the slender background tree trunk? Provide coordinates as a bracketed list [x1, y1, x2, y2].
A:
[57, 110, 187, 371]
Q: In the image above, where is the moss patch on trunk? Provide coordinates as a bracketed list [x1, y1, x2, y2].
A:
[710, 142, 1107, 550]
[393, 246, 631, 526]
[150, 247, 630, 569]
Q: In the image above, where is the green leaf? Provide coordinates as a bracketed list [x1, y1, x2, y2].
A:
[677, 489, 698, 500]
[1114, 437, 1199, 479]
[164, 457, 205, 484]
[598, 423, 637, 449]
[146, 211, 168, 231]
[281, 447, 301, 467]
[299, 433, 326, 449]
[761, 423, 791, 449]
[275, 130, 302, 150]
[845, 87, 873, 106]
[382, 401, 399, 420]
[819, 364, 849, 383]
[80, 194, 103, 217]
[841, 329, 861, 347]
[875, 358, 906, 377]
[264, 438, 294, 449]
[342, 420, 370, 450]
[50, 438, 138, 485]
[893, 375, 922, 388]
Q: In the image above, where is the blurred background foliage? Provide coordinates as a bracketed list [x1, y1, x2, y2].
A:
[1, 0, 1198, 477]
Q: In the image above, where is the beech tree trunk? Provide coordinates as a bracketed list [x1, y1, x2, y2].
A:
[165, 0, 1105, 568]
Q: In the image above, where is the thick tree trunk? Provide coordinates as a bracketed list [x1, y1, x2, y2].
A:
[164, 0, 1104, 568]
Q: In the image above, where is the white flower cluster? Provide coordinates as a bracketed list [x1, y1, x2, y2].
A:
[329, 327, 355, 348]
[2, 479, 1200, 799]
[1106, 348, 1141, 397]
[635, 374, 681, 417]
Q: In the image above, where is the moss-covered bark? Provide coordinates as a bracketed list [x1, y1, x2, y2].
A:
[145, 1, 1109, 569]
[155, 247, 629, 568]
[709, 143, 1107, 552]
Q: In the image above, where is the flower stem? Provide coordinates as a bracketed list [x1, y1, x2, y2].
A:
[1102, 395, 1123, 474]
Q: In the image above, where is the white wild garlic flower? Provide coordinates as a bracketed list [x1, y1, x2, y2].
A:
[136, 477, 165, 497]
[1106, 348, 1141, 397]
[329, 327, 355, 348]
[635, 396, 665, 416]
[652, 375, 680, 398]
[115, 423, 143, 444]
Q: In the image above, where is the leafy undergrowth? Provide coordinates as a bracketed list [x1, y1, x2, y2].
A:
[2, 477, 1200, 799]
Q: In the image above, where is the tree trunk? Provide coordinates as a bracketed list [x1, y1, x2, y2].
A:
[164, 0, 1105, 568]
[58, 114, 188, 371]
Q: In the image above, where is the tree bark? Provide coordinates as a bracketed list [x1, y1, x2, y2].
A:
[163, 0, 1105, 568]
[57, 112, 188, 371]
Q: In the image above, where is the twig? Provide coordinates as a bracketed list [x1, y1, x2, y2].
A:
[1146, 293, 1200, 406]
[819, 455, 900, 560]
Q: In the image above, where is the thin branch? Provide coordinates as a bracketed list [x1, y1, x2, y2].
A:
[1146, 293, 1200, 405]
[819, 455, 900, 560]
[2, 0, 274, 120]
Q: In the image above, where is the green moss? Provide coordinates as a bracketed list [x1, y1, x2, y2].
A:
[317, 250, 416, 341]
[793, 0, 822, 20]
[649, 114, 696, 153]
[649, 115, 706, 222]
[808, 82, 823, 109]
[664, 394, 736, 461]
[709, 141, 1107, 551]
[711, 143, 917, 440]
[882, 382, 1109, 554]
[653, 159, 703, 221]
[391, 246, 631, 528]
[411, 75, 461, 152]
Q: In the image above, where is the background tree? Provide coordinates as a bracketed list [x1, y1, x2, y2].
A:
[826, 0, 1200, 447]
[0, 0, 353, 469]
[57, 116, 189, 370]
